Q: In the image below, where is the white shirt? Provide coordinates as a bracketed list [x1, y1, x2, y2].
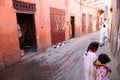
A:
[83, 51, 97, 80]
[100, 23, 108, 37]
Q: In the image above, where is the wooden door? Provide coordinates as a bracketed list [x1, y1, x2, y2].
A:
[50, 8, 65, 45]
[82, 13, 86, 34]
[88, 14, 93, 33]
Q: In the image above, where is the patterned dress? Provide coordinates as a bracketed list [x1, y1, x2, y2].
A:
[96, 65, 111, 80]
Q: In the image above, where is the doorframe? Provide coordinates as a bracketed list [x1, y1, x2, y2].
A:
[16, 13, 37, 52]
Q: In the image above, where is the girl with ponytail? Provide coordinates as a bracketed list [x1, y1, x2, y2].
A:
[83, 41, 99, 80]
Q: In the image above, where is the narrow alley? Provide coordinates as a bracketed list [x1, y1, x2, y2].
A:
[0, 32, 120, 80]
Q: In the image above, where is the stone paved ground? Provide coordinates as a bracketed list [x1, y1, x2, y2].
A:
[0, 32, 120, 80]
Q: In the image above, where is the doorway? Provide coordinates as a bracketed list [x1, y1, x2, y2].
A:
[16, 13, 37, 53]
[70, 16, 75, 38]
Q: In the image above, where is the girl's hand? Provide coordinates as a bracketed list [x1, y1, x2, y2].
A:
[107, 69, 112, 73]
[93, 59, 97, 66]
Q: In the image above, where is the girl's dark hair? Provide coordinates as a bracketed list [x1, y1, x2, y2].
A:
[98, 54, 111, 64]
[87, 42, 99, 52]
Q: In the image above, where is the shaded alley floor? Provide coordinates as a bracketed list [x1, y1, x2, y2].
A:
[0, 32, 120, 80]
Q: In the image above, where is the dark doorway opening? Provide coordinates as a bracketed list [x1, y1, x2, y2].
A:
[16, 13, 37, 54]
[70, 16, 75, 38]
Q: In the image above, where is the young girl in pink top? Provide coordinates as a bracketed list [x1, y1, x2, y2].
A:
[95, 54, 111, 80]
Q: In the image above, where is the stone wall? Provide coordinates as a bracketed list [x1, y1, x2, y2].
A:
[110, 0, 120, 74]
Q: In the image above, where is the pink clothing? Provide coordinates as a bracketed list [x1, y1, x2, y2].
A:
[96, 65, 111, 80]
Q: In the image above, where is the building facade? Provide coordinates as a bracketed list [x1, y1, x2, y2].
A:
[69, 0, 81, 38]
[69, 0, 107, 37]
[0, 0, 70, 70]
[80, 0, 107, 35]
[110, 0, 120, 74]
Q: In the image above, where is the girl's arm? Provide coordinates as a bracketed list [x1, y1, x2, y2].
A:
[93, 59, 112, 73]
[93, 59, 109, 69]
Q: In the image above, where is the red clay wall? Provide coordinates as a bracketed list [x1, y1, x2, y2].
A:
[35, 0, 51, 51]
[0, 0, 70, 70]
[0, 0, 20, 69]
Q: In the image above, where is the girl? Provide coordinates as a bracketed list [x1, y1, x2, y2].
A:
[83, 42, 99, 80]
[95, 54, 111, 80]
